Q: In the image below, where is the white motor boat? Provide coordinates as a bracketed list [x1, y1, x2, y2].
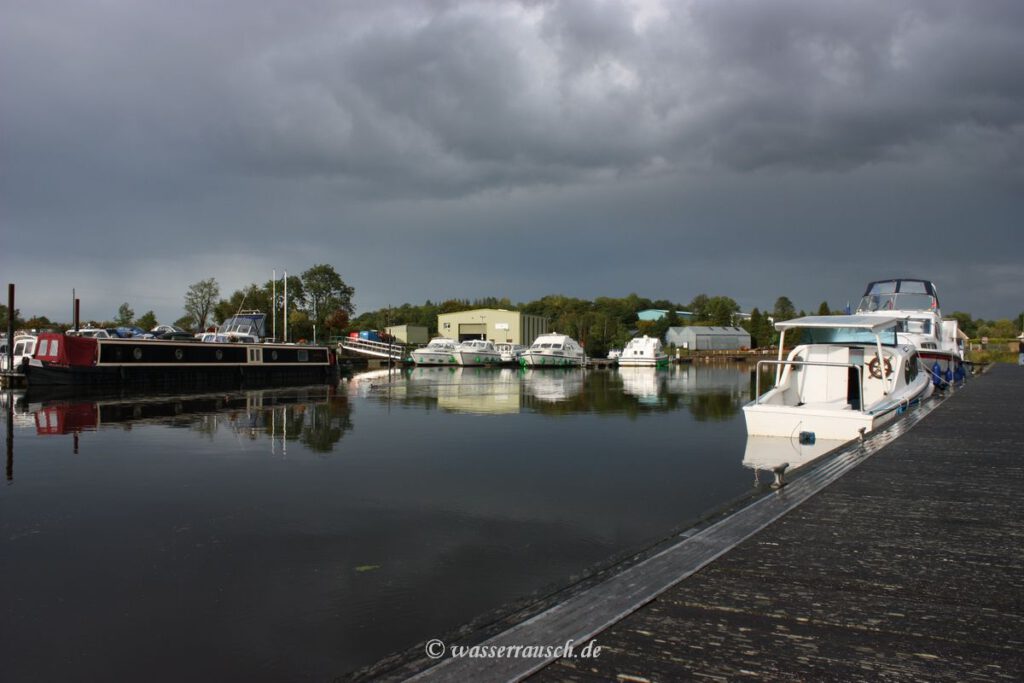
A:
[520, 333, 586, 368]
[411, 338, 459, 365]
[743, 315, 932, 440]
[453, 339, 501, 366]
[494, 343, 527, 364]
[617, 335, 668, 367]
[855, 279, 965, 374]
[0, 333, 38, 373]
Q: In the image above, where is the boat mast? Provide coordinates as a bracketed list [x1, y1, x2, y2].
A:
[283, 271, 288, 344]
[272, 269, 276, 342]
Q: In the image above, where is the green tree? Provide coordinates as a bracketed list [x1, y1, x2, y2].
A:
[0, 304, 22, 330]
[688, 294, 711, 322]
[135, 310, 158, 330]
[817, 301, 831, 316]
[115, 303, 135, 327]
[184, 278, 220, 332]
[174, 314, 196, 331]
[214, 283, 274, 325]
[301, 264, 356, 331]
[773, 296, 797, 322]
[706, 296, 740, 326]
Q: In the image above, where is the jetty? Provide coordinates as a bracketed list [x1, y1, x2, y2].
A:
[392, 364, 1023, 682]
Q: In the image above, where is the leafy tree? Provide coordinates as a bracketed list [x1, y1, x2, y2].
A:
[773, 296, 796, 322]
[325, 310, 350, 337]
[817, 301, 832, 316]
[214, 283, 274, 325]
[301, 264, 356, 331]
[174, 314, 196, 331]
[115, 303, 135, 327]
[23, 315, 53, 330]
[0, 304, 22, 330]
[688, 294, 711, 322]
[184, 278, 220, 332]
[135, 310, 158, 330]
[706, 296, 740, 326]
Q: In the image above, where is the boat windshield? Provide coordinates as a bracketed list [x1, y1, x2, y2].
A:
[799, 326, 898, 346]
[857, 293, 936, 312]
[218, 313, 266, 339]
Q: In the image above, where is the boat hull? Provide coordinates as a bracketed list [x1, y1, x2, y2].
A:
[454, 351, 501, 366]
[25, 360, 337, 388]
[617, 355, 668, 367]
[411, 350, 458, 365]
[744, 381, 931, 440]
[520, 352, 585, 368]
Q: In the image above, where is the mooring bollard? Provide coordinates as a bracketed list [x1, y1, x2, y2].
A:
[771, 462, 789, 488]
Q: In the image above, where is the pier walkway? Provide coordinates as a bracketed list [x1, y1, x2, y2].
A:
[400, 364, 1022, 682]
[532, 364, 1023, 682]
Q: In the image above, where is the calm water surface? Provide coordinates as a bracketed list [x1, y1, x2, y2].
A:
[2, 364, 768, 680]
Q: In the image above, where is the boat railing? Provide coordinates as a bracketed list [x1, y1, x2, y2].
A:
[755, 360, 865, 414]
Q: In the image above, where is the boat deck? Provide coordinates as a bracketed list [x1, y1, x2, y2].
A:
[532, 364, 1023, 681]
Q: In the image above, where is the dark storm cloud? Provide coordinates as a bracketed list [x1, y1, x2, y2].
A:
[1, 0, 1022, 320]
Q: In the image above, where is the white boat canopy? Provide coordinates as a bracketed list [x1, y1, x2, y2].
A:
[774, 315, 901, 333]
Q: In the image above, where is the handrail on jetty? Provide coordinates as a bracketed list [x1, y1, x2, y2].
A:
[338, 337, 408, 361]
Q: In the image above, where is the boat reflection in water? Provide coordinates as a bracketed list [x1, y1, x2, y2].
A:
[618, 366, 666, 404]
[354, 363, 754, 420]
[20, 385, 352, 454]
[742, 434, 847, 486]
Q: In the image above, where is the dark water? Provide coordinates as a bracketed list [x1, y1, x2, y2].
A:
[2, 364, 762, 681]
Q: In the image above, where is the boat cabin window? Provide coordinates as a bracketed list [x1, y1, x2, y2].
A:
[799, 326, 897, 346]
[897, 319, 932, 335]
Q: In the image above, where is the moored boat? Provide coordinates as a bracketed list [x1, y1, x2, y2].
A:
[855, 279, 965, 374]
[495, 343, 527, 364]
[743, 315, 932, 440]
[453, 339, 501, 366]
[520, 333, 586, 368]
[410, 338, 459, 365]
[1, 332, 38, 373]
[617, 335, 668, 367]
[23, 312, 336, 388]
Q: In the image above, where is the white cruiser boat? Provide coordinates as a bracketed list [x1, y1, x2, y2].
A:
[1, 333, 37, 373]
[453, 339, 501, 366]
[410, 338, 459, 365]
[520, 333, 586, 368]
[855, 279, 964, 372]
[744, 315, 932, 440]
[617, 335, 668, 367]
[495, 343, 527, 364]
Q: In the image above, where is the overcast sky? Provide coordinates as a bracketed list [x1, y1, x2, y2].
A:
[2, 0, 1022, 324]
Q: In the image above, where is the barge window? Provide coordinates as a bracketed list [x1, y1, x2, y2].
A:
[38, 340, 49, 356]
[298, 349, 308, 362]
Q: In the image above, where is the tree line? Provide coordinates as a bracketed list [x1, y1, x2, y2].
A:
[3, 282, 1021, 353]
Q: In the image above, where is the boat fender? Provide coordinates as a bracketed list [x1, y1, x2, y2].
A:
[930, 361, 942, 386]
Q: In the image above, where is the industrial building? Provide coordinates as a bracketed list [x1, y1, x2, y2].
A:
[385, 325, 429, 345]
[436, 309, 548, 345]
[665, 326, 751, 351]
